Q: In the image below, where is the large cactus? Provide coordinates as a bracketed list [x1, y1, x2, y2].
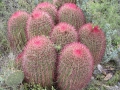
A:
[53, 0, 76, 9]
[26, 10, 54, 40]
[58, 3, 85, 30]
[7, 11, 29, 53]
[33, 2, 57, 23]
[57, 42, 94, 90]
[50, 22, 78, 49]
[22, 36, 56, 87]
[78, 23, 106, 66]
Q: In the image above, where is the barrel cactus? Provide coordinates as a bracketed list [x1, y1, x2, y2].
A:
[33, 2, 57, 23]
[26, 10, 54, 40]
[53, 0, 76, 9]
[58, 3, 85, 30]
[78, 23, 106, 66]
[50, 22, 78, 49]
[22, 36, 56, 87]
[7, 11, 29, 53]
[57, 42, 94, 90]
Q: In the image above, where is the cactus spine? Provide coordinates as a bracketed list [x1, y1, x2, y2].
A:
[33, 2, 57, 23]
[22, 36, 56, 87]
[57, 42, 94, 90]
[58, 3, 85, 30]
[26, 10, 54, 40]
[50, 22, 78, 48]
[78, 23, 106, 65]
[7, 11, 29, 53]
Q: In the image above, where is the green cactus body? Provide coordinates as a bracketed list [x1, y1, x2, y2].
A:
[5, 70, 24, 87]
[57, 42, 94, 90]
[53, 0, 76, 9]
[8, 11, 29, 53]
[33, 2, 57, 23]
[58, 3, 85, 30]
[78, 23, 106, 66]
[50, 22, 78, 48]
[26, 10, 54, 40]
[22, 36, 56, 87]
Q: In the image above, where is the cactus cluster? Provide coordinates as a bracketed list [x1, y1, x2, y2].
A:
[7, 1, 106, 90]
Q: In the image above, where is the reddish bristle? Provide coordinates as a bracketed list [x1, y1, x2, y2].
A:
[66, 3, 77, 9]
[73, 49, 82, 57]
[32, 12, 41, 19]
[92, 26, 100, 33]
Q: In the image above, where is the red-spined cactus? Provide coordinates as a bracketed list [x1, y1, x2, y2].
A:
[26, 10, 54, 40]
[33, 2, 57, 23]
[53, 0, 76, 9]
[22, 36, 56, 87]
[57, 42, 94, 90]
[78, 23, 106, 66]
[50, 22, 78, 49]
[7, 11, 29, 53]
[58, 3, 85, 30]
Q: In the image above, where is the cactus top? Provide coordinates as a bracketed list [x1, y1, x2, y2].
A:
[34, 2, 56, 9]
[31, 11, 43, 19]
[55, 22, 76, 32]
[63, 3, 77, 9]
[8, 11, 29, 30]
[61, 42, 94, 59]
[25, 36, 49, 49]
[11, 11, 28, 19]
